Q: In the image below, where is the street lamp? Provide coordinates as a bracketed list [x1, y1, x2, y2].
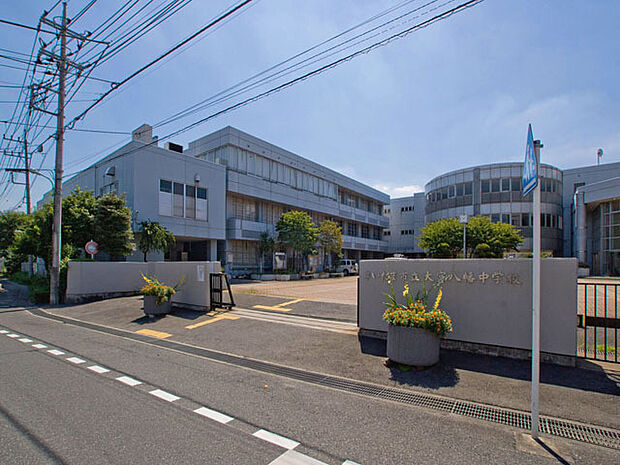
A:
[459, 214, 468, 258]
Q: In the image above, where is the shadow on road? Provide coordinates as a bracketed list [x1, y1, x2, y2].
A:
[358, 334, 620, 395]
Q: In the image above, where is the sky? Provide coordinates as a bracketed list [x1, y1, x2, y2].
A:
[1, 0, 619, 210]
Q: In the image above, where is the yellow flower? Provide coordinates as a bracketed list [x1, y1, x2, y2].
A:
[433, 288, 443, 311]
[403, 283, 409, 297]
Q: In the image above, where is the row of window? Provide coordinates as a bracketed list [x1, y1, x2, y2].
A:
[427, 177, 561, 202]
[484, 213, 562, 229]
[401, 206, 413, 212]
[159, 179, 208, 220]
[401, 229, 414, 235]
[200, 146, 339, 201]
[339, 190, 380, 215]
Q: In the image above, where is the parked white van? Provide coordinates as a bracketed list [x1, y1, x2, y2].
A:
[336, 259, 358, 276]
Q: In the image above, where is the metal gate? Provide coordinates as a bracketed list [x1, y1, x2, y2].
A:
[577, 282, 619, 362]
[210, 273, 235, 311]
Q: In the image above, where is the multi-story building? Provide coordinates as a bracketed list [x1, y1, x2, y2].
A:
[43, 124, 389, 274]
[382, 194, 425, 257]
[424, 162, 564, 255]
[563, 162, 620, 275]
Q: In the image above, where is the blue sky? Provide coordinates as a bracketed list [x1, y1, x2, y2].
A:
[1, 0, 619, 209]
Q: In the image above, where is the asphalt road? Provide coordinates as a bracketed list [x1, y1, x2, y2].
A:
[1, 285, 618, 464]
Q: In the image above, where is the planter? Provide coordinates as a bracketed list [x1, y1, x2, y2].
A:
[143, 295, 172, 315]
[318, 273, 329, 279]
[289, 274, 300, 280]
[276, 274, 291, 281]
[329, 272, 344, 278]
[577, 267, 590, 278]
[387, 325, 440, 367]
[260, 274, 276, 281]
[250, 274, 261, 280]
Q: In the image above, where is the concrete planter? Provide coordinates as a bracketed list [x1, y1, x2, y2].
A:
[312, 273, 320, 279]
[329, 272, 344, 278]
[387, 325, 440, 367]
[289, 274, 300, 280]
[250, 274, 261, 280]
[143, 295, 172, 316]
[276, 274, 291, 281]
[318, 273, 329, 279]
[577, 267, 590, 278]
[260, 274, 276, 281]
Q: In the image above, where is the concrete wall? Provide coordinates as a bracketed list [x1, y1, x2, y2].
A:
[359, 258, 577, 357]
[66, 261, 220, 309]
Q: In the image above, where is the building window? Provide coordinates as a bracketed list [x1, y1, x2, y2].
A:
[361, 225, 369, 239]
[173, 182, 184, 217]
[491, 213, 500, 223]
[501, 214, 510, 224]
[501, 178, 510, 192]
[100, 181, 118, 196]
[491, 179, 500, 192]
[464, 182, 472, 195]
[159, 179, 207, 221]
[481, 180, 490, 193]
[383, 229, 391, 236]
[511, 177, 521, 192]
[347, 222, 357, 237]
[521, 213, 530, 227]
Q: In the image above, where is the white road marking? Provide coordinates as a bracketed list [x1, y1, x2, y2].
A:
[342, 461, 362, 465]
[7, 333, 21, 338]
[253, 429, 299, 450]
[268, 450, 327, 464]
[0, 330, 9, 334]
[32, 344, 47, 349]
[18, 338, 33, 343]
[149, 389, 180, 402]
[193, 406, 234, 424]
[67, 357, 86, 364]
[47, 349, 65, 355]
[87, 365, 110, 374]
[116, 376, 142, 386]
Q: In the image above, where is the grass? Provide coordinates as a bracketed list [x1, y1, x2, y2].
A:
[10, 271, 50, 304]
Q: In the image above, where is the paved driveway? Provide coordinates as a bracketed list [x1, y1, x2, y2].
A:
[231, 276, 358, 305]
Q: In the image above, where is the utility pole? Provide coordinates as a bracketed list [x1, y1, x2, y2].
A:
[35, 2, 87, 304]
[49, 2, 67, 305]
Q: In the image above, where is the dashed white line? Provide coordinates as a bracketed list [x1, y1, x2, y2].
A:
[116, 376, 142, 386]
[47, 349, 65, 355]
[149, 389, 180, 402]
[268, 450, 327, 464]
[193, 406, 234, 424]
[67, 357, 86, 364]
[18, 338, 33, 343]
[32, 343, 47, 349]
[0, 330, 9, 334]
[342, 461, 362, 465]
[253, 429, 299, 450]
[87, 365, 110, 374]
[7, 333, 21, 338]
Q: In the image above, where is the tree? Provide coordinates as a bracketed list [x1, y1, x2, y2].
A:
[275, 211, 318, 272]
[419, 215, 522, 258]
[466, 216, 522, 258]
[0, 211, 31, 275]
[317, 220, 342, 271]
[138, 221, 175, 262]
[258, 231, 275, 273]
[14, 188, 135, 267]
[419, 218, 463, 258]
[94, 193, 135, 259]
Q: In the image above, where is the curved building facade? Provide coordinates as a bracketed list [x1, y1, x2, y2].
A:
[424, 162, 563, 254]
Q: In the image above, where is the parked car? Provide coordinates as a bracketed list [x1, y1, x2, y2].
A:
[336, 259, 358, 276]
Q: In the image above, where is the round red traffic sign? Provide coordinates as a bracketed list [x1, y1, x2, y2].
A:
[85, 240, 99, 255]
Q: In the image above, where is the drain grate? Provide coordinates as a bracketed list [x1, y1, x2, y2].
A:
[32, 309, 620, 450]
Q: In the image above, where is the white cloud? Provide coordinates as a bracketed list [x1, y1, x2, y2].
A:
[371, 183, 424, 198]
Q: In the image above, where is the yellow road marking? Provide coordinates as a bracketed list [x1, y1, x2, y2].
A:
[136, 329, 172, 339]
[273, 298, 305, 308]
[185, 315, 240, 330]
[252, 305, 292, 312]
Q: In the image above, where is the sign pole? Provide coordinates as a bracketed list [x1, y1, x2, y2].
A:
[531, 139, 542, 439]
[522, 124, 541, 439]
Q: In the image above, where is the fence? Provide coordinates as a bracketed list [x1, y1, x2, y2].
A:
[577, 282, 620, 363]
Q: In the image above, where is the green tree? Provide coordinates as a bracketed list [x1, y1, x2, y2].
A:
[419, 215, 522, 258]
[0, 211, 31, 275]
[275, 211, 318, 272]
[138, 221, 175, 262]
[419, 217, 463, 258]
[466, 216, 522, 258]
[317, 220, 343, 271]
[94, 193, 135, 259]
[258, 231, 275, 273]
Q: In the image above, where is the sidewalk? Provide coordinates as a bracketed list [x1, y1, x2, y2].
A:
[39, 294, 620, 434]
